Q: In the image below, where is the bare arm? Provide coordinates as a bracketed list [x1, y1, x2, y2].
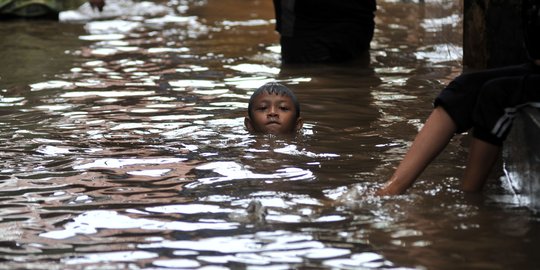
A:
[376, 107, 457, 195]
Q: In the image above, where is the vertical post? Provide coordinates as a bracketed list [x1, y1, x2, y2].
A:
[463, 0, 528, 69]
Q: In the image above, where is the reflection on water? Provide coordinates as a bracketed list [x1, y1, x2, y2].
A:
[1, 0, 539, 269]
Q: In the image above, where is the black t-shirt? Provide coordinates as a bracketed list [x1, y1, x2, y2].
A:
[273, 0, 377, 37]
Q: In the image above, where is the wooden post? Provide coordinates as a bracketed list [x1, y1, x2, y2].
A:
[463, 0, 528, 69]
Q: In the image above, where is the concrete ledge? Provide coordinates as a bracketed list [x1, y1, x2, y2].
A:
[503, 107, 540, 213]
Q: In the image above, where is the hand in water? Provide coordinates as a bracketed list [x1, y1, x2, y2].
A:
[89, 0, 105, 12]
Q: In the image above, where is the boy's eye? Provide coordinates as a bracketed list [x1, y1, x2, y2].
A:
[280, 106, 289, 111]
[256, 106, 267, 111]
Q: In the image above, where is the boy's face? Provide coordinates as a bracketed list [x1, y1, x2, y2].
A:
[245, 92, 302, 135]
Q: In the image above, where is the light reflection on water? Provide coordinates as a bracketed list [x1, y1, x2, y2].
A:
[1, 0, 539, 269]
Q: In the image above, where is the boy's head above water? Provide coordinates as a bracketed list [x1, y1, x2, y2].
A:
[245, 82, 303, 135]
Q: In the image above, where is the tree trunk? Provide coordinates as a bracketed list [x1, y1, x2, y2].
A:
[463, 0, 528, 69]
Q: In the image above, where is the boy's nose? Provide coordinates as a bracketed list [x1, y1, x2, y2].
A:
[267, 111, 278, 117]
[268, 106, 278, 116]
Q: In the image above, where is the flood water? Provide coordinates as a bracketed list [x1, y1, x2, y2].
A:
[1, 0, 539, 269]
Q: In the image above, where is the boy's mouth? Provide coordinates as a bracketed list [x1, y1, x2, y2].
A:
[266, 120, 280, 125]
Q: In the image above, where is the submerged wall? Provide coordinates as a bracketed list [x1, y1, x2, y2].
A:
[503, 107, 540, 213]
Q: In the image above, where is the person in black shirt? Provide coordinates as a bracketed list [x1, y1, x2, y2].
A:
[376, 0, 540, 195]
[272, 0, 377, 63]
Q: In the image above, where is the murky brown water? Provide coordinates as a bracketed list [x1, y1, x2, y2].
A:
[1, 0, 539, 269]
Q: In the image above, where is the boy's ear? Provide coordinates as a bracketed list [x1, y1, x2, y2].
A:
[244, 117, 255, 133]
[295, 117, 304, 132]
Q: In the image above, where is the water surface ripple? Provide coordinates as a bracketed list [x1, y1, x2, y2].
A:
[0, 0, 539, 269]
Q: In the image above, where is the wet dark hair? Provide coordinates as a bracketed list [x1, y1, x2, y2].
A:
[523, 0, 540, 59]
[247, 82, 301, 119]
